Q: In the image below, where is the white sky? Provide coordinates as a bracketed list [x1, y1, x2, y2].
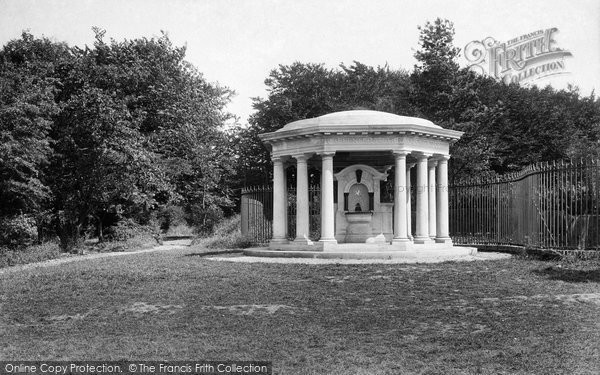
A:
[1, 0, 599, 124]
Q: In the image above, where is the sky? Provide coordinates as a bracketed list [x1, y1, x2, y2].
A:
[1, 0, 599, 125]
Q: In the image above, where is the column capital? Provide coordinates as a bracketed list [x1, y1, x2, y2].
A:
[317, 151, 336, 159]
[428, 159, 438, 168]
[292, 153, 312, 162]
[271, 155, 285, 164]
[412, 152, 433, 160]
[392, 150, 410, 158]
[435, 154, 451, 162]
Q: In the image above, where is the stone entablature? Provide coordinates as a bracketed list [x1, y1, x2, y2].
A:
[268, 134, 453, 158]
[262, 125, 460, 142]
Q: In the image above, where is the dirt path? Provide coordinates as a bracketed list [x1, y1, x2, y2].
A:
[0, 239, 192, 275]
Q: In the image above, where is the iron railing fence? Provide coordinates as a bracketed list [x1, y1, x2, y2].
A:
[450, 159, 600, 250]
[240, 185, 272, 244]
[241, 159, 600, 251]
[286, 186, 322, 241]
[240, 185, 321, 244]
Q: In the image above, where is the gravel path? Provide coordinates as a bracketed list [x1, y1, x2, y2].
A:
[0, 240, 191, 275]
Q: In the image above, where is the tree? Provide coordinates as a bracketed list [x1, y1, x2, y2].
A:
[411, 18, 460, 122]
[0, 31, 237, 250]
[234, 61, 414, 186]
[47, 30, 236, 249]
[0, 33, 71, 246]
[238, 18, 600, 185]
[51, 86, 166, 249]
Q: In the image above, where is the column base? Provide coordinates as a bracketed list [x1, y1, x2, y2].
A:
[318, 239, 338, 251]
[269, 238, 289, 249]
[318, 238, 337, 243]
[413, 236, 435, 244]
[294, 236, 314, 246]
[435, 237, 453, 244]
[390, 239, 412, 251]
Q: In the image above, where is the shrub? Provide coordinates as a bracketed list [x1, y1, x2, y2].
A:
[164, 223, 196, 237]
[100, 218, 158, 252]
[0, 241, 61, 268]
[104, 218, 147, 241]
[0, 214, 38, 248]
[203, 232, 255, 249]
[186, 204, 224, 234]
[157, 205, 187, 232]
[192, 215, 254, 249]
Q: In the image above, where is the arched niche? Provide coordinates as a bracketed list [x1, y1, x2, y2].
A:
[335, 164, 388, 212]
[347, 183, 370, 212]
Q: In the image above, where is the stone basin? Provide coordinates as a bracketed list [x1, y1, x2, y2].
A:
[344, 211, 373, 243]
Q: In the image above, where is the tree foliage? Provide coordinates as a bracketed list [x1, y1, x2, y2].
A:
[235, 18, 600, 186]
[0, 31, 236, 250]
[0, 33, 67, 245]
[411, 18, 461, 122]
[235, 61, 415, 185]
[2, 22, 599, 250]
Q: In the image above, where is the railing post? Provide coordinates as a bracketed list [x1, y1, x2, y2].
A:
[496, 179, 500, 247]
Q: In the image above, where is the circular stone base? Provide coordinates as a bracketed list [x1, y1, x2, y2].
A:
[212, 251, 509, 264]
[243, 244, 477, 261]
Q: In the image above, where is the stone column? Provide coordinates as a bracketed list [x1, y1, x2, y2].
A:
[319, 152, 337, 246]
[294, 154, 311, 243]
[428, 159, 438, 239]
[406, 163, 415, 240]
[393, 151, 410, 245]
[414, 153, 433, 244]
[270, 156, 288, 246]
[436, 155, 452, 244]
[283, 164, 288, 240]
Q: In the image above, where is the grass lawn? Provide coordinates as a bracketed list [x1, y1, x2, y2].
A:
[1, 247, 599, 374]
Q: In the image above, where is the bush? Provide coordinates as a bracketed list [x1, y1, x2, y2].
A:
[164, 223, 196, 237]
[212, 215, 244, 238]
[157, 205, 187, 232]
[186, 204, 224, 234]
[202, 232, 255, 249]
[0, 214, 38, 248]
[95, 233, 158, 252]
[104, 218, 147, 241]
[0, 241, 61, 268]
[100, 218, 158, 252]
[192, 215, 254, 249]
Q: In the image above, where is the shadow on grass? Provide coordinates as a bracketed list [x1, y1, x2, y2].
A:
[163, 235, 194, 241]
[533, 266, 600, 283]
[185, 249, 244, 257]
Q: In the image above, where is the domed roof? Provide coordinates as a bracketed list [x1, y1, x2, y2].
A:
[279, 110, 440, 131]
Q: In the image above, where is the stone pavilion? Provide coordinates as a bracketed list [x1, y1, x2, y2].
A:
[245, 110, 476, 259]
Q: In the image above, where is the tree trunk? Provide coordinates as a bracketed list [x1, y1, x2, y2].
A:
[95, 214, 104, 242]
